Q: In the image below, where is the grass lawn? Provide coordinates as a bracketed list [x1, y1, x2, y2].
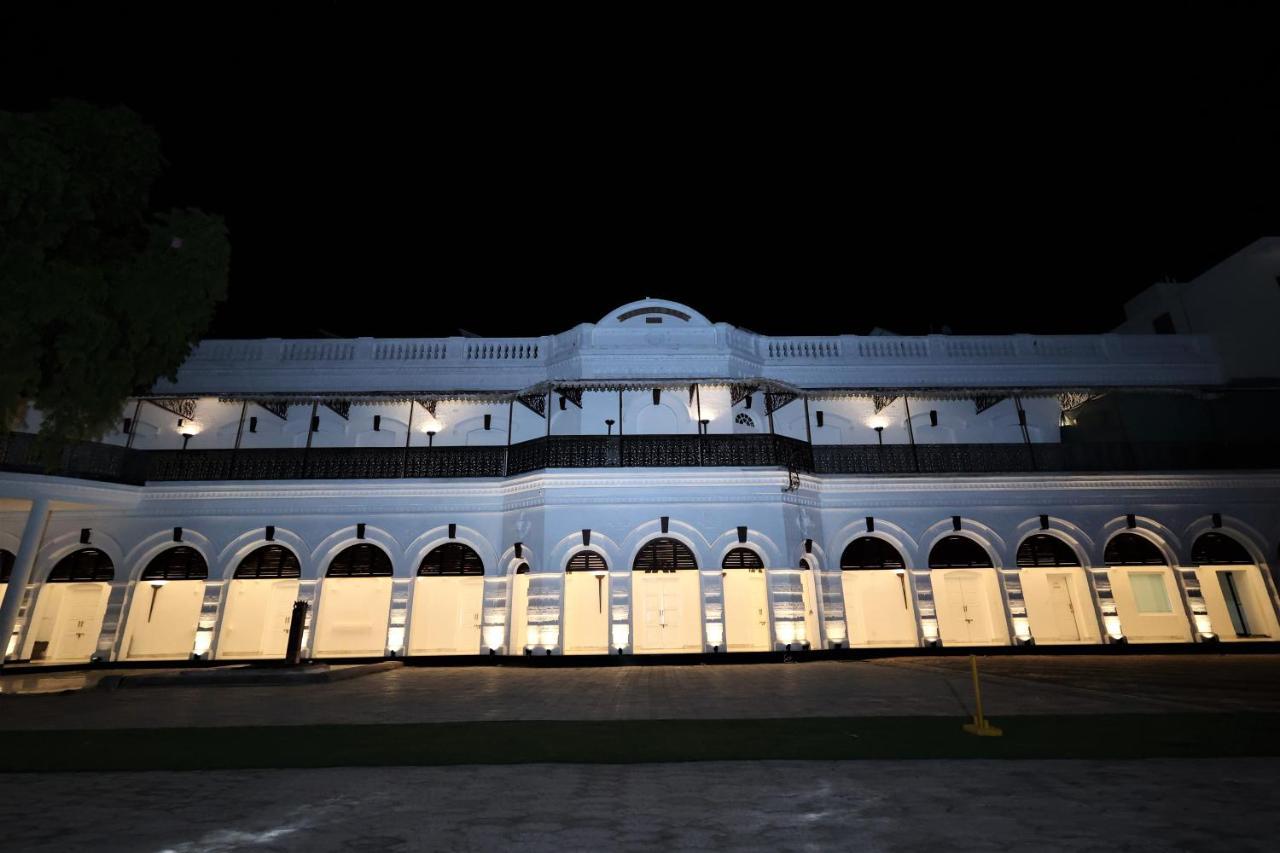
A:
[3, 714, 1278, 772]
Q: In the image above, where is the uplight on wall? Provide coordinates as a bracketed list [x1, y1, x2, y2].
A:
[866, 415, 890, 432]
[386, 626, 406, 655]
[1103, 615, 1124, 640]
[482, 625, 506, 651]
[611, 624, 629, 649]
[1012, 616, 1032, 642]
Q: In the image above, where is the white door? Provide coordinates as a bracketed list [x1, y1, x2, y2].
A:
[52, 584, 107, 661]
[563, 572, 609, 654]
[1046, 573, 1081, 641]
[218, 579, 298, 659]
[842, 571, 917, 646]
[723, 570, 770, 651]
[124, 580, 205, 660]
[798, 570, 821, 647]
[509, 573, 531, 652]
[313, 577, 392, 657]
[633, 572, 701, 653]
[944, 573, 985, 644]
[410, 576, 484, 655]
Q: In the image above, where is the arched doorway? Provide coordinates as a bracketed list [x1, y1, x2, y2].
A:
[721, 547, 770, 652]
[216, 545, 301, 659]
[1016, 535, 1099, 644]
[22, 548, 114, 663]
[563, 551, 609, 655]
[841, 537, 918, 647]
[631, 537, 702, 653]
[928, 536, 1008, 646]
[1104, 532, 1191, 643]
[1192, 532, 1279, 641]
[121, 547, 207, 660]
[313, 544, 394, 658]
[408, 543, 484, 655]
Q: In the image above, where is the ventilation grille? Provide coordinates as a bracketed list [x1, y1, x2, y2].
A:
[419, 543, 484, 576]
[234, 545, 301, 579]
[633, 537, 697, 571]
[48, 548, 115, 582]
[141, 546, 209, 580]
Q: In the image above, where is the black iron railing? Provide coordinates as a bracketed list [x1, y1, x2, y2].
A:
[4, 431, 1280, 485]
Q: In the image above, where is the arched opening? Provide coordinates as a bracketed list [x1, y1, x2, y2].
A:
[217, 545, 301, 660]
[721, 548, 769, 652]
[1104, 532, 1191, 643]
[1191, 532, 1279, 641]
[121, 547, 208, 661]
[314, 544, 394, 658]
[23, 548, 114, 663]
[927, 536, 1008, 647]
[841, 537, 918, 648]
[563, 551, 609, 655]
[1016, 535, 1099, 644]
[408, 543, 485, 656]
[631, 538, 702, 654]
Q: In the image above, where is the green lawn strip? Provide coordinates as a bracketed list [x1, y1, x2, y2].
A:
[4, 714, 1278, 772]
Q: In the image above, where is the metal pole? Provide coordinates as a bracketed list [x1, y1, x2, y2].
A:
[401, 400, 415, 477]
[301, 401, 318, 478]
[504, 398, 514, 477]
[618, 389, 624, 467]
[229, 400, 248, 479]
[125, 400, 143, 449]
[1015, 395, 1035, 470]
[903, 396, 920, 473]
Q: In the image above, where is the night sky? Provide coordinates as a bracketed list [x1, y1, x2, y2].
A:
[5, 6, 1278, 339]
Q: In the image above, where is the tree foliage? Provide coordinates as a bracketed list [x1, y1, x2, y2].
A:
[0, 99, 229, 453]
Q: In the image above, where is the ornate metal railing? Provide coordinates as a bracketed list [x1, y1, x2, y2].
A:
[5, 432, 1280, 485]
[811, 441, 1280, 475]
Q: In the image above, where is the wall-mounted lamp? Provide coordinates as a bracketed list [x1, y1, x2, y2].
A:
[605, 419, 615, 436]
[426, 430, 436, 447]
[699, 418, 710, 435]
[874, 426, 884, 446]
[181, 432, 194, 450]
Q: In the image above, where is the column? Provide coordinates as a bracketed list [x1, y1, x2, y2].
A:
[0, 498, 51, 663]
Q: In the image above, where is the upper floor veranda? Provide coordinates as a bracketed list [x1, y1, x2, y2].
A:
[9, 300, 1278, 485]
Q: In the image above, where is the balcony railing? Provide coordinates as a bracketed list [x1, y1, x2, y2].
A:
[4, 431, 1280, 485]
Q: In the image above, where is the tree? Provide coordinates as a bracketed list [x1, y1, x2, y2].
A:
[0, 99, 229, 456]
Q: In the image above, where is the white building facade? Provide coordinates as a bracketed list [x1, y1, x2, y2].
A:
[3, 299, 1279, 665]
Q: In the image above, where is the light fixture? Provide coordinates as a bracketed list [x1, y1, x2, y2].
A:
[867, 415, 890, 431]
[426, 430, 436, 447]
[605, 418, 615, 436]
[181, 432, 194, 450]
[874, 426, 884, 446]
[699, 418, 710, 434]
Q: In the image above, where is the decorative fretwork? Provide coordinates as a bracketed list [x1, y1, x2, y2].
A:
[516, 393, 546, 418]
[1057, 391, 1104, 412]
[257, 400, 290, 421]
[324, 400, 351, 420]
[872, 395, 898, 414]
[417, 399, 438, 418]
[764, 391, 797, 416]
[731, 384, 760, 407]
[974, 395, 1007, 415]
[149, 398, 199, 421]
[556, 387, 584, 409]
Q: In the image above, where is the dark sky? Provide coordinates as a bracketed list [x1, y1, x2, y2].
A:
[5, 6, 1278, 339]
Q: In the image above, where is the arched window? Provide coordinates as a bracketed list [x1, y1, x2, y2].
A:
[141, 546, 209, 581]
[234, 545, 301, 579]
[48, 548, 114, 582]
[1016, 535, 1080, 568]
[722, 547, 764, 569]
[566, 551, 608, 573]
[632, 537, 697, 571]
[928, 536, 993, 568]
[0, 549, 14, 583]
[327, 543, 393, 577]
[1104, 533, 1166, 566]
[418, 543, 484, 576]
[735, 413, 756, 429]
[1191, 532, 1252, 565]
[841, 537, 906, 570]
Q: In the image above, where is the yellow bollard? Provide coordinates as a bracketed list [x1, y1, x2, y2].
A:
[961, 654, 1003, 737]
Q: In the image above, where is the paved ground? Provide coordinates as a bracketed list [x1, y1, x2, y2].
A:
[2, 655, 1279, 729]
[3, 759, 1277, 852]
